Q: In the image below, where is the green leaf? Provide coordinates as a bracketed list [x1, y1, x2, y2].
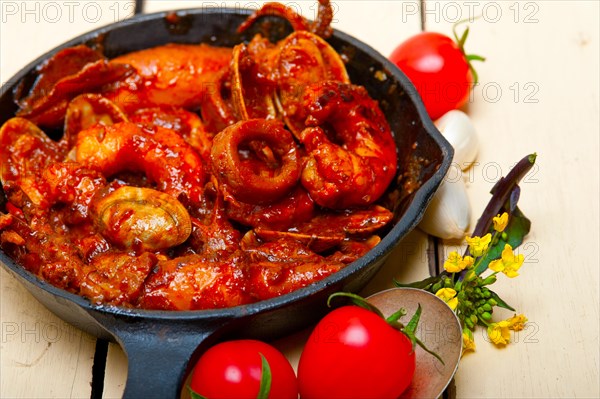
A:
[257, 353, 272, 399]
[489, 290, 516, 311]
[188, 386, 208, 399]
[394, 276, 440, 290]
[474, 207, 531, 275]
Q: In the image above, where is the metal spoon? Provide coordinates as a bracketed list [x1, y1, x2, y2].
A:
[367, 287, 462, 399]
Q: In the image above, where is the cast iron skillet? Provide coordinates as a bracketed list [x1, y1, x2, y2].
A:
[0, 8, 453, 398]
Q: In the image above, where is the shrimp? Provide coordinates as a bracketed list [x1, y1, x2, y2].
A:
[299, 81, 398, 209]
[129, 106, 213, 161]
[187, 179, 243, 260]
[75, 121, 205, 204]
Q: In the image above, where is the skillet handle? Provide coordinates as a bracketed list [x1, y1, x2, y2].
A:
[112, 319, 229, 399]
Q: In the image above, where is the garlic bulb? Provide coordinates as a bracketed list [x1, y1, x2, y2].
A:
[419, 175, 471, 240]
[435, 110, 479, 170]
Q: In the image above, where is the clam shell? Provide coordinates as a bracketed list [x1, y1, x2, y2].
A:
[92, 186, 192, 251]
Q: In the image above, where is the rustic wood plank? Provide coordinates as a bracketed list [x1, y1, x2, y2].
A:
[424, 1, 600, 397]
[102, 343, 128, 399]
[0, 269, 96, 398]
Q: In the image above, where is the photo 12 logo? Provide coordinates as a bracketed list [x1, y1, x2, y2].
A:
[400, 1, 540, 24]
[473, 81, 540, 104]
[1, 320, 90, 344]
[1, 1, 135, 24]
[445, 160, 540, 185]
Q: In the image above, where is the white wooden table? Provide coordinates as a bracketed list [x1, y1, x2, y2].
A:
[1, 1, 598, 397]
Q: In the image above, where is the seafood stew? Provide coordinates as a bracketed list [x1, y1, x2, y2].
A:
[0, 2, 446, 313]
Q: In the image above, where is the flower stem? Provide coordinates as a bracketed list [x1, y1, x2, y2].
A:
[471, 230, 499, 272]
[478, 318, 491, 327]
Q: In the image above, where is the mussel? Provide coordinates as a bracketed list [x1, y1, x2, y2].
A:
[91, 186, 192, 251]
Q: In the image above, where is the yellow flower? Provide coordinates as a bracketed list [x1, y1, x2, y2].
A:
[462, 329, 476, 354]
[465, 233, 492, 257]
[489, 259, 503, 273]
[507, 314, 528, 331]
[489, 244, 524, 278]
[487, 320, 511, 345]
[435, 288, 458, 310]
[443, 251, 466, 273]
[493, 212, 509, 232]
[463, 255, 475, 269]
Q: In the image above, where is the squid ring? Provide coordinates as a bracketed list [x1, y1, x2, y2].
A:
[211, 119, 300, 205]
[300, 81, 398, 209]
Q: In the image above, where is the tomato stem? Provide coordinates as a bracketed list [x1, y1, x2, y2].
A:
[415, 337, 445, 365]
[327, 292, 385, 319]
[404, 304, 422, 337]
[401, 305, 445, 365]
[385, 308, 407, 324]
[452, 17, 486, 85]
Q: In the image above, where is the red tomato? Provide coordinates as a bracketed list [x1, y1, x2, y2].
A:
[297, 306, 415, 399]
[389, 31, 475, 120]
[190, 339, 298, 399]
